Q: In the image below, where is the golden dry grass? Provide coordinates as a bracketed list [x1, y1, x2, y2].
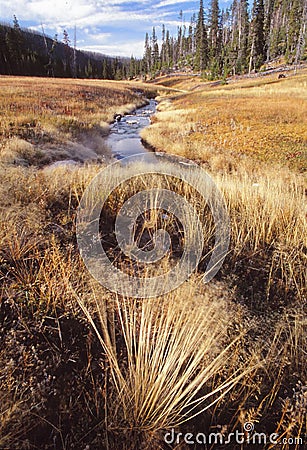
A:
[0, 160, 243, 448]
[143, 69, 307, 171]
[140, 71, 306, 448]
[0, 76, 155, 135]
[0, 74, 306, 449]
[0, 76, 160, 166]
[141, 73, 307, 306]
[0, 159, 305, 449]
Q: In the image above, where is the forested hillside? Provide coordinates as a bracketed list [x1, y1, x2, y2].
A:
[1, 0, 306, 80]
[0, 18, 129, 79]
[140, 0, 307, 79]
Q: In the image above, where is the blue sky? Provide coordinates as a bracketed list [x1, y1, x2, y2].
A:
[0, 0, 230, 58]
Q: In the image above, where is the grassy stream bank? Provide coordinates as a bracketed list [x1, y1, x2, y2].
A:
[0, 75, 306, 449]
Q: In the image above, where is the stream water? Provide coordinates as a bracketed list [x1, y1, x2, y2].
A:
[46, 99, 157, 170]
[107, 99, 157, 159]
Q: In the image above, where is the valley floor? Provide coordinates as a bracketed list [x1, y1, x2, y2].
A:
[0, 74, 306, 449]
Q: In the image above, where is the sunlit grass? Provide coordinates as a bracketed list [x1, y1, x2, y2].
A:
[0, 74, 306, 448]
[143, 69, 307, 171]
[0, 76, 160, 166]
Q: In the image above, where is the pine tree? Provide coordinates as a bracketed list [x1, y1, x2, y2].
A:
[62, 29, 72, 77]
[129, 55, 137, 79]
[102, 58, 108, 79]
[221, 8, 231, 47]
[249, 0, 265, 72]
[286, 0, 302, 62]
[294, 0, 307, 68]
[264, 0, 274, 61]
[161, 24, 166, 68]
[195, 0, 209, 72]
[187, 17, 194, 55]
[85, 59, 93, 78]
[143, 32, 151, 74]
[209, 0, 220, 58]
[6, 16, 24, 75]
[178, 10, 184, 62]
[13, 15, 20, 31]
[166, 29, 171, 68]
[138, 0, 306, 78]
[209, 0, 222, 77]
[238, 0, 249, 71]
[63, 29, 70, 46]
[46, 33, 58, 77]
[151, 27, 160, 74]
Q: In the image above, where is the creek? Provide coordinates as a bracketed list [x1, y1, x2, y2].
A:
[107, 98, 157, 159]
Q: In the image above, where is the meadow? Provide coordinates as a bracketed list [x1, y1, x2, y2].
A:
[143, 70, 307, 171]
[0, 77, 157, 166]
[0, 73, 306, 449]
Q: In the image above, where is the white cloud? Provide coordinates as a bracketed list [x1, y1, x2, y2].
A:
[0, 0, 153, 25]
[80, 40, 145, 58]
[0, 0, 160, 31]
[163, 19, 185, 27]
[71, 10, 155, 29]
[90, 32, 112, 42]
[0, 0, 201, 57]
[155, 0, 192, 8]
[0, 0, 93, 23]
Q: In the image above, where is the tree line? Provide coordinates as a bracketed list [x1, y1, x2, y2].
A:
[1, 1, 306, 81]
[0, 17, 130, 79]
[138, 0, 307, 79]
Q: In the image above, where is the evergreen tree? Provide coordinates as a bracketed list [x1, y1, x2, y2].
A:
[178, 10, 184, 62]
[264, 0, 274, 61]
[286, 0, 302, 62]
[151, 27, 160, 74]
[161, 24, 166, 68]
[143, 32, 151, 74]
[85, 59, 93, 78]
[62, 29, 72, 77]
[239, 0, 249, 69]
[2, 0, 306, 81]
[209, 0, 221, 58]
[129, 55, 137, 79]
[13, 15, 21, 31]
[187, 16, 194, 55]
[249, 0, 265, 72]
[195, 0, 209, 71]
[235, 0, 250, 72]
[6, 16, 25, 75]
[209, 0, 222, 77]
[293, 0, 307, 67]
[46, 34, 57, 77]
[166, 29, 171, 68]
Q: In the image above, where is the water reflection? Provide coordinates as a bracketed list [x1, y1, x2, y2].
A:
[107, 99, 157, 159]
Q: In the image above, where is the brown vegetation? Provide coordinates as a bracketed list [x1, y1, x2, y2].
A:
[0, 75, 306, 449]
[143, 69, 307, 171]
[0, 76, 157, 166]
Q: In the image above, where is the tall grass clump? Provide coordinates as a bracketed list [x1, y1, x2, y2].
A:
[76, 280, 250, 448]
